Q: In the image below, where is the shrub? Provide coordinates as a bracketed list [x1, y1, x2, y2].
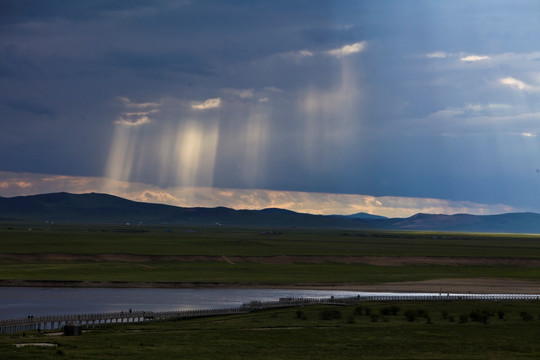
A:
[390, 306, 400, 315]
[296, 310, 307, 320]
[459, 314, 468, 324]
[404, 310, 417, 322]
[520, 312, 533, 321]
[497, 310, 505, 320]
[380, 307, 392, 316]
[441, 310, 449, 320]
[416, 308, 428, 319]
[364, 307, 371, 316]
[354, 306, 363, 316]
[469, 310, 489, 324]
[320, 309, 342, 320]
[380, 306, 400, 316]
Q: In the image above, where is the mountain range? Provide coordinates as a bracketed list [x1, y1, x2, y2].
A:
[1, 192, 540, 233]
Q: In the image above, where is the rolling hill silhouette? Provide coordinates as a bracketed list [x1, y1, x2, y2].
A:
[1, 192, 540, 233]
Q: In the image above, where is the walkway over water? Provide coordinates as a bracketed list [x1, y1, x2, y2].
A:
[1, 293, 539, 334]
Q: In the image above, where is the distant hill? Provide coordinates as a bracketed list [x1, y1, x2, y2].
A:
[0, 192, 355, 228]
[333, 212, 388, 220]
[377, 212, 540, 233]
[1, 192, 540, 233]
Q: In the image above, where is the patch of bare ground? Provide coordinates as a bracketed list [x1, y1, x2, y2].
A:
[353, 278, 540, 294]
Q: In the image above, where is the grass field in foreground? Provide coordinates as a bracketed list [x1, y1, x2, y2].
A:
[2, 301, 540, 359]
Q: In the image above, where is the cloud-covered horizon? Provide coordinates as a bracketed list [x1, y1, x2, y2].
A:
[2, 1, 540, 216]
[0, 171, 519, 218]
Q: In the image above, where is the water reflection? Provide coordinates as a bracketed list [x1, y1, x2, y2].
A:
[0, 288, 357, 319]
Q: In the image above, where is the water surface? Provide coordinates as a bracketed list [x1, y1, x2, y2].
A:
[0, 287, 358, 319]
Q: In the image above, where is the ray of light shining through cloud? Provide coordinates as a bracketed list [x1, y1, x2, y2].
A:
[1, 1, 540, 217]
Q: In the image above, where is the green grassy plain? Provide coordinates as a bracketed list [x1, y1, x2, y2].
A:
[1, 224, 540, 285]
[2, 301, 540, 359]
[2, 225, 540, 358]
[1, 262, 540, 284]
[2, 224, 540, 257]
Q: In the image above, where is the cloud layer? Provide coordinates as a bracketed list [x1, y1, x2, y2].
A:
[2, 1, 540, 215]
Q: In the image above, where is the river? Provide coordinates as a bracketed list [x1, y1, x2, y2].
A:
[0, 287, 358, 320]
[2, 287, 538, 321]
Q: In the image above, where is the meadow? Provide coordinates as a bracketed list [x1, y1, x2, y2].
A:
[2, 301, 540, 359]
[2, 224, 540, 358]
[1, 224, 540, 286]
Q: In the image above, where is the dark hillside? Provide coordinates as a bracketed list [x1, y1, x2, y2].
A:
[1, 192, 540, 233]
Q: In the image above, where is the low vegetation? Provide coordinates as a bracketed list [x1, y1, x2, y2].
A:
[2, 301, 540, 359]
[2, 224, 540, 358]
[1, 224, 540, 285]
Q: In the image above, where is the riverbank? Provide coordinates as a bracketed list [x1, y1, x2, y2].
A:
[1, 277, 539, 294]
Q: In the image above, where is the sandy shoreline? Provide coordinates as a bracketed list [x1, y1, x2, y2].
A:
[1, 278, 539, 294]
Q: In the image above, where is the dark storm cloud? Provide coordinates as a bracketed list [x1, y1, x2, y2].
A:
[2, 0, 540, 215]
[4, 98, 57, 118]
[0, 0, 160, 24]
[0, 44, 42, 78]
[105, 50, 216, 76]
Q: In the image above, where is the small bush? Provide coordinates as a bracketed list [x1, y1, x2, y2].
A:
[520, 312, 533, 321]
[497, 310, 505, 320]
[416, 308, 428, 319]
[320, 309, 342, 320]
[354, 306, 363, 316]
[296, 310, 307, 320]
[364, 307, 371, 316]
[346, 315, 355, 324]
[380, 306, 400, 316]
[441, 310, 449, 320]
[459, 314, 468, 324]
[370, 314, 380, 322]
[404, 310, 417, 322]
[469, 310, 489, 324]
[380, 307, 392, 316]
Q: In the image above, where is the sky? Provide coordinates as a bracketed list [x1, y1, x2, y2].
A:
[1, 0, 540, 217]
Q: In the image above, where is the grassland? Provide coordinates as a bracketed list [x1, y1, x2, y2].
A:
[2, 224, 540, 358]
[3, 225, 540, 257]
[1, 224, 540, 288]
[2, 301, 540, 359]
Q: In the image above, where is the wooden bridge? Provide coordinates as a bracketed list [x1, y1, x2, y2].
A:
[0, 307, 251, 334]
[1, 294, 539, 334]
